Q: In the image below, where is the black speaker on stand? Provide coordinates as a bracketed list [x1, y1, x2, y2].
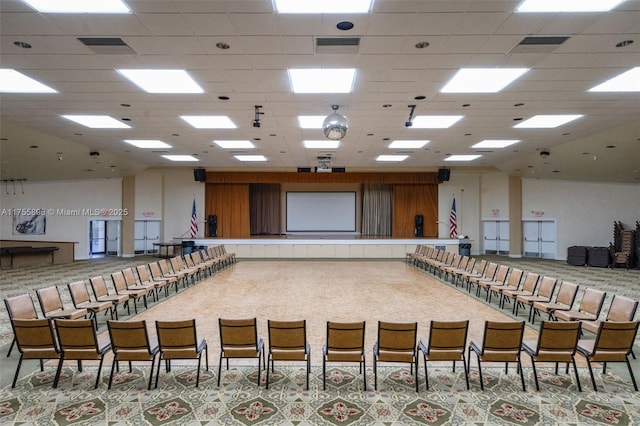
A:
[207, 214, 217, 237]
[415, 214, 424, 238]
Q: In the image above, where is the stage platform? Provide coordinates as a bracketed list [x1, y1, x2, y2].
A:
[187, 236, 471, 259]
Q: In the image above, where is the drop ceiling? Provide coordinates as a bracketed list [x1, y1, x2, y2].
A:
[1, 0, 639, 183]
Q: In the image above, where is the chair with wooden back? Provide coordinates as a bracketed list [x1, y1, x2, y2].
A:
[453, 258, 482, 288]
[67, 280, 114, 330]
[107, 320, 159, 390]
[4, 293, 38, 357]
[170, 256, 199, 285]
[36, 286, 88, 321]
[149, 262, 179, 294]
[323, 321, 366, 390]
[501, 272, 539, 313]
[514, 276, 557, 321]
[467, 262, 498, 294]
[89, 275, 130, 317]
[521, 320, 582, 391]
[266, 319, 310, 389]
[488, 268, 524, 304]
[553, 288, 607, 322]
[581, 295, 639, 335]
[155, 319, 209, 387]
[218, 318, 264, 386]
[373, 321, 419, 391]
[136, 264, 171, 297]
[159, 259, 187, 288]
[111, 271, 148, 313]
[53, 318, 112, 389]
[577, 321, 639, 391]
[476, 264, 510, 299]
[418, 320, 469, 390]
[122, 267, 157, 302]
[531, 281, 579, 324]
[468, 321, 526, 391]
[10, 318, 60, 388]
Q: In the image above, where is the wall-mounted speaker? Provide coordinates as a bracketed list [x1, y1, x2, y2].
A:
[207, 214, 217, 237]
[194, 168, 206, 182]
[437, 168, 450, 182]
[415, 214, 424, 238]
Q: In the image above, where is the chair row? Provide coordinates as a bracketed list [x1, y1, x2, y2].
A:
[408, 246, 638, 333]
[4, 245, 236, 356]
[9, 317, 639, 393]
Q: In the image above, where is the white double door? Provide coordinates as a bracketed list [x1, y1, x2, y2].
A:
[483, 220, 510, 255]
[523, 220, 556, 259]
[134, 220, 161, 255]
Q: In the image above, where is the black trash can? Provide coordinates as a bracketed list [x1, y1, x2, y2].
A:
[459, 242, 471, 257]
[182, 240, 195, 255]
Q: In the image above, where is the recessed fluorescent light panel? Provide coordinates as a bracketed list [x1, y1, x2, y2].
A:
[162, 155, 198, 162]
[376, 155, 408, 162]
[235, 155, 267, 162]
[62, 115, 130, 128]
[288, 69, 356, 93]
[411, 116, 464, 129]
[22, 0, 130, 13]
[124, 140, 172, 149]
[471, 140, 521, 149]
[514, 115, 583, 128]
[214, 140, 255, 149]
[180, 116, 237, 129]
[441, 68, 529, 93]
[303, 140, 340, 149]
[298, 116, 326, 128]
[516, 0, 627, 12]
[589, 67, 640, 92]
[118, 69, 203, 93]
[389, 140, 430, 149]
[274, 0, 373, 13]
[445, 155, 482, 162]
[0, 69, 56, 93]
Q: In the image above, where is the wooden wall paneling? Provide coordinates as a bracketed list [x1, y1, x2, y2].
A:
[392, 185, 438, 238]
[205, 184, 250, 238]
[205, 171, 438, 184]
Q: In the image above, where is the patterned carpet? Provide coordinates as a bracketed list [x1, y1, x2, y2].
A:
[1, 364, 639, 425]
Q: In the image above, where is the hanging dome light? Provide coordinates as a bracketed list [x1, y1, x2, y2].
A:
[322, 105, 348, 140]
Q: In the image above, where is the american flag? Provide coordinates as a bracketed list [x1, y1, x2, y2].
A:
[449, 197, 458, 238]
[190, 198, 198, 238]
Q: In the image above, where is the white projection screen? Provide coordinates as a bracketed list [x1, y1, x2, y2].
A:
[286, 192, 356, 232]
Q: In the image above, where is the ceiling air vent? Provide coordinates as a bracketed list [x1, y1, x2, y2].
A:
[315, 37, 360, 54]
[509, 36, 570, 54]
[77, 37, 137, 54]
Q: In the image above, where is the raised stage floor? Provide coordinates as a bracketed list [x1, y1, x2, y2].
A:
[188, 235, 471, 259]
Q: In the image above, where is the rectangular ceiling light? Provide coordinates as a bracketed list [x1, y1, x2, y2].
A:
[288, 69, 356, 93]
[118, 69, 203, 93]
[303, 140, 340, 149]
[376, 155, 408, 162]
[441, 68, 529, 93]
[589, 67, 640, 92]
[214, 140, 255, 149]
[471, 140, 521, 149]
[389, 140, 430, 149]
[411, 116, 464, 129]
[124, 140, 172, 149]
[62, 115, 130, 128]
[0, 69, 56, 93]
[274, 0, 373, 13]
[298, 116, 326, 128]
[162, 155, 199, 162]
[445, 155, 482, 162]
[516, 0, 627, 12]
[514, 114, 583, 128]
[22, 0, 131, 13]
[180, 116, 237, 129]
[235, 155, 267, 162]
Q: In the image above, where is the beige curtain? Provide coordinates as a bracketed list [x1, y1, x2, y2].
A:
[362, 183, 393, 236]
[249, 183, 281, 235]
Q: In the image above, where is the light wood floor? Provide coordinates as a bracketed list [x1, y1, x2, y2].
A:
[130, 260, 540, 366]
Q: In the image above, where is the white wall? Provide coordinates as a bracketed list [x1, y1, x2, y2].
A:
[161, 170, 206, 241]
[0, 179, 122, 259]
[134, 172, 163, 220]
[438, 173, 481, 254]
[523, 179, 640, 259]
